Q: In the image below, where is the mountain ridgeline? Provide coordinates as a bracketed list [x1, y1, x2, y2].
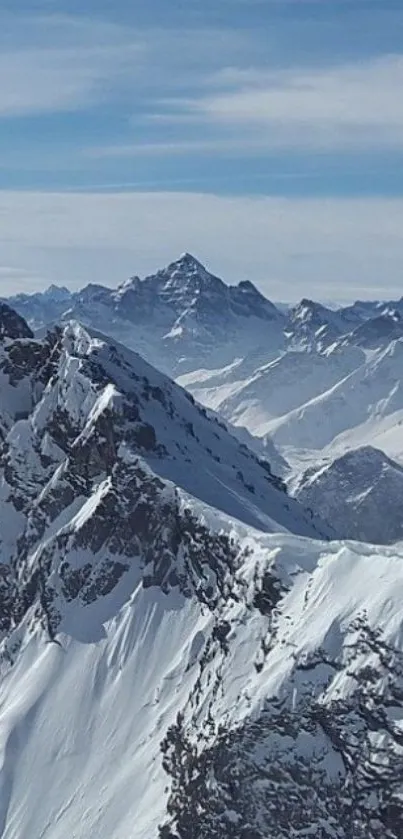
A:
[0, 261, 402, 837]
[7, 252, 403, 377]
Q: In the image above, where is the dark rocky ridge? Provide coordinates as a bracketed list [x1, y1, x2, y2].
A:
[0, 301, 34, 340]
[0, 310, 324, 649]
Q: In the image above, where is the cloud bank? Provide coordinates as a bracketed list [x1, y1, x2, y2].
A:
[0, 190, 402, 301]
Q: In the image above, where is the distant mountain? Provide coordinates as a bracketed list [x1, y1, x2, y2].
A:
[6, 284, 73, 329]
[293, 445, 403, 544]
[6, 257, 403, 480]
[0, 307, 402, 838]
[340, 297, 403, 325]
[6, 257, 403, 378]
[0, 301, 34, 339]
[342, 312, 403, 350]
[182, 344, 363, 436]
[5, 254, 285, 376]
[264, 338, 403, 453]
[287, 298, 348, 349]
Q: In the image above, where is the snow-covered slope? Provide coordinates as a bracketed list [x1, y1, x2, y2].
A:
[1, 523, 403, 837]
[0, 308, 401, 836]
[182, 337, 403, 473]
[180, 345, 364, 438]
[265, 338, 403, 453]
[293, 445, 403, 544]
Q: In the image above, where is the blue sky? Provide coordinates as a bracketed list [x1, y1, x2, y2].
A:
[1, 0, 403, 299]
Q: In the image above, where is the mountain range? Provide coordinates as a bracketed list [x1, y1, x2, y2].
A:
[8, 253, 403, 375]
[0, 259, 402, 836]
[7, 254, 403, 469]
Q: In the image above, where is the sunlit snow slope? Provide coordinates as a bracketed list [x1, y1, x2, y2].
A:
[0, 306, 401, 838]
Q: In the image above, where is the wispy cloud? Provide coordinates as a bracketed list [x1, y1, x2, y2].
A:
[84, 51, 403, 160]
[160, 54, 403, 151]
[0, 15, 143, 117]
[86, 139, 267, 158]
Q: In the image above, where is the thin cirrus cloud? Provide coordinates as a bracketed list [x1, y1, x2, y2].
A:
[0, 15, 144, 117]
[0, 13, 255, 120]
[85, 53, 403, 159]
[150, 54, 403, 153]
[1, 11, 402, 156]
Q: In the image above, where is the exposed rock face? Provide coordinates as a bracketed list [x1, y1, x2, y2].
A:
[0, 307, 401, 839]
[158, 577, 403, 839]
[5, 260, 403, 385]
[0, 302, 34, 340]
[0, 312, 325, 647]
[294, 446, 403, 544]
[5, 255, 285, 375]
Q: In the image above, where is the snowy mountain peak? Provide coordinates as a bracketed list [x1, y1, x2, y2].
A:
[151, 252, 225, 298]
[287, 297, 348, 350]
[177, 251, 206, 270]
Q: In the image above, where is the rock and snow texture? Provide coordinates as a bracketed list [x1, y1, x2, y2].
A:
[7, 257, 403, 378]
[6, 257, 403, 529]
[0, 308, 401, 836]
[5, 254, 285, 376]
[1, 524, 403, 838]
[179, 344, 364, 438]
[6, 257, 403, 470]
[293, 445, 403, 544]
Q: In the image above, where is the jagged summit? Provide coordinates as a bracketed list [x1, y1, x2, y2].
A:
[176, 251, 207, 270]
[144, 252, 226, 301]
[291, 298, 338, 322]
[44, 255, 284, 374]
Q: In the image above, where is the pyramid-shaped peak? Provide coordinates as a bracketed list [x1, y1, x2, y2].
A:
[163, 252, 215, 281]
[152, 253, 226, 296]
[176, 252, 206, 269]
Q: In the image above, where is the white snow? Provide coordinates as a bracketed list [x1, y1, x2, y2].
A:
[0, 528, 402, 838]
